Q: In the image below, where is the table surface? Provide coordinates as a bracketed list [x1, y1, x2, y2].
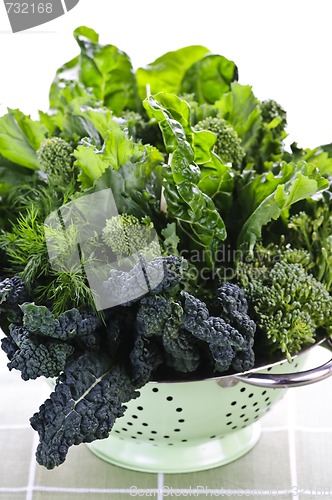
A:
[1, 336, 332, 500]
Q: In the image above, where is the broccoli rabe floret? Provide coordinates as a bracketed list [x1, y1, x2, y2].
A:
[195, 116, 245, 166]
[288, 206, 332, 290]
[238, 247, 332, 359]
[37, 137, 74, 183]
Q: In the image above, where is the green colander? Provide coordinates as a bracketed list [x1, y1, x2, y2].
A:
[87, 339, 332, 473]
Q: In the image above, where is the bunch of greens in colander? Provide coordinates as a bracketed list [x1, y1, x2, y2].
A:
[0, 25, 332, 469]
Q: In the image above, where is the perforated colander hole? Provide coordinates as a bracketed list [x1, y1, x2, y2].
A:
[174, 429, 181, 432]
[226, 413, 232, 417]
[241, 405, 247, 410]
[231, 426, 238, 430]
[261, 390, 267, 396]
[127, 422, 133, 426]
[178, 419, 185, 423]
[240, 414, 246, 418]
[231, 401, 237, 406]
[264, 397, 271, 403]
[163, 435, 170, 439]
[248, 393, 254, 399]
[181, 439, 188, 442]
[142, 423, 148, 427]
[122, 428, 128, 432]
[137, 431, 143, 435]
[152, 387, 159, 393]
[176, 407, 183, 412]
[226, 422, 232, 426]
[166, 396, 173, 401]
[240, 387, 246, 392]
[210, 435, 216, 439]
[151, 431, 157, 435]
[253, 402, 258, 407]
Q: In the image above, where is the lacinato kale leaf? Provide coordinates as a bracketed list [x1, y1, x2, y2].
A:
[30, 352, 139, 469]
[21, 303, 99, 341]
[1, 325, 74, 381]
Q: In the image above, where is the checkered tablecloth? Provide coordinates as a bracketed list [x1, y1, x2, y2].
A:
[1, 334, 332, 500]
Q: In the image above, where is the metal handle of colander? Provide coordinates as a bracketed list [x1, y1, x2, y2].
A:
[233, 339, 332, 388]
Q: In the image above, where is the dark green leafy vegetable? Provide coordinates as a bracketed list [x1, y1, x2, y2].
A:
[1, 26, 332, 470]
[237, 246, 332, 359]
[30, 353, 139, 469]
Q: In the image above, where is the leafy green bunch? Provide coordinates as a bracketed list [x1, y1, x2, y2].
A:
[0, 25, 332, 470]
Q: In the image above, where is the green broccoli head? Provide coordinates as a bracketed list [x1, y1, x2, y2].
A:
[195, 116, 245, 166]
[102, 214, 157, 257]
[37, 137, 74, 182]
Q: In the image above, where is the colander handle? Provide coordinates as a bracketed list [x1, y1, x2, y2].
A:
[234, 339, 332, 388]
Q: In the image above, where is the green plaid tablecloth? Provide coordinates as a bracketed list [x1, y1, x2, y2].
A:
[1, 334, 332, 500]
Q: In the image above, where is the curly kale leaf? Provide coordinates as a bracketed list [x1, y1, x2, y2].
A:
[181, 291, 256, 372]
[129, 335, 163, 387]
[136, 294, 175, 337]
[103, 255, 186, 307]
[136, 294, 201, 373]
[162, 326, 201, 373]
[21, 303, 99, 340]
[0, 276, 27, 306]
[30, 352, 139, 469]
[1, 325, 74, 381]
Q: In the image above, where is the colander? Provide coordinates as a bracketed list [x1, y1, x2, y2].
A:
[87, 339, 332, 473]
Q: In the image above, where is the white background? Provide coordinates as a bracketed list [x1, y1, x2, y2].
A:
[0, 0, 331, 149]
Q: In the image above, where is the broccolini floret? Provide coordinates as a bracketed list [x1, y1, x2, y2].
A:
[237, 246, 332, 359]
[260, 99, 287, 135]
[102, 214, 158, 257]
[195, 116, 245, 166]
[37, 137, 74, 183]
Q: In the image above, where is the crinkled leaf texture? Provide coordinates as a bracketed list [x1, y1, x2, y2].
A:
[30, 352, 139, 469]
[236, 161, 329, 253]
[143, 93, 227, 267]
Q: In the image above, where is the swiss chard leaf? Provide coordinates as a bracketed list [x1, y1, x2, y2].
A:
[0, 109, 47, 169]
[136, 45, 210, 101]
[237, 161, 329, 252]
[50, 26, 138, 115]
[143, 94, 227, 267]
[215, 82, 262, 152]
[181, 53, 238, 104]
